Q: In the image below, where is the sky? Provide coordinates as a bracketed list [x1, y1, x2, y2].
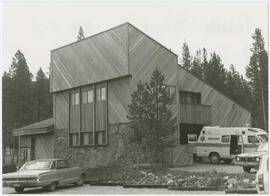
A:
[2, 1, 268, 78]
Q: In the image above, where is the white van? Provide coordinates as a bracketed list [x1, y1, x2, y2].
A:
[194, 126, 268, 164]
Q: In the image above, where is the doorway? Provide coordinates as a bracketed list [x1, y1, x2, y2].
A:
[230, 135, 242, 155]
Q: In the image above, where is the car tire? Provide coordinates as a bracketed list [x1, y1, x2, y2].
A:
[209, 152, 221, 164]
[75, 174, 85, 186]
[14, 187, 24, 193]
[243, 166, 252, 173]
[223, 159, 233, 164]
[46, 182, 57, 192]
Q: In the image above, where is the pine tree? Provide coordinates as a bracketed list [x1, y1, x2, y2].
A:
[128, 68, 177, 163]
[181, 42, 192, 70]
[246, 28, 268, 130]
[190, 49, 203, 79]
[77, 26, 85, 41]
[9, 50, 34, 128]
[34, 68, 52, 121]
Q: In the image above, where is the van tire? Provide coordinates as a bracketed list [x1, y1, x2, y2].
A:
[209, 152, 221, 164]
[243, 166, 251, 173]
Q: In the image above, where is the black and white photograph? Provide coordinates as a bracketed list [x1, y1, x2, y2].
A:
[1, 1, 268, 194]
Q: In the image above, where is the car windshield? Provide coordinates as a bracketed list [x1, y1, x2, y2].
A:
[256, 143, 268, 152]
[20, 160, 53, 171]
[257, 134, 268, 143]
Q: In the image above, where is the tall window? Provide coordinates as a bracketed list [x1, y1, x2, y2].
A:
[179, 91, 201, 104]
[81, 86, 94, 146]
[69, 83, 107, 147]
[70, 90, 80, 146]
[95, 85, 107, 145]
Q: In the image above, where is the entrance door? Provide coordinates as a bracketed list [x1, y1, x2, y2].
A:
[230, 135, 242, 155]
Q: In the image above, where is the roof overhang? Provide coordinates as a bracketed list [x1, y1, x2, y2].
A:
[10, 118, 54, 136]
[11, 126, 54, 136]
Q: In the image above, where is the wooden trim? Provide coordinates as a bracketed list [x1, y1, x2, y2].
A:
[93, 84, 96, 146]
[106, 81, 109, 145]
[68, 91, 71, 146]
[51, 74, 132, 94]
[79, 87, 82, 145]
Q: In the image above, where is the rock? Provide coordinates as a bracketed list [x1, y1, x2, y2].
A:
[243, 178, 250, 183]
[167, 179, 174, 185]
[139, 171, 147, 175]
[224, 176, 229, 180]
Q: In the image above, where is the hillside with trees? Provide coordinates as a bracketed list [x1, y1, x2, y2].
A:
[2, 50, 52, 149]
[180, 28, 268, 130]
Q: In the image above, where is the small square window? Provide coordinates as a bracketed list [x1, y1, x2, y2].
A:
[248, 136, 259, 144]
[221, 135, 230, 143]
[70, 133, 79, 146]
[75, 93, 80, 105]
[88, 90, 93, 103]
[96, 131, 105, 145]
[101, 87, 106, 101]
[81, 132, 93, 145]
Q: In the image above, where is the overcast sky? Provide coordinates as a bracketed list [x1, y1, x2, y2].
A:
[2, 1, 268, 78]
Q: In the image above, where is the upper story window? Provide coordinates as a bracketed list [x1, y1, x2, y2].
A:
[82, 89, 94, 104]
[96, 87, 106, 101]
[71, 92, 80, 105]
[179, 91, 201, 104]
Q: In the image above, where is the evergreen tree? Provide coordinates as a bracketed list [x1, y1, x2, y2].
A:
[204, 52, 226, 92]
[190, 49, 203, 79]
[9, 50, 34, 127]
[34, 68, 52, 121]
[77, 26, 85, 41]
[181, 42, 192, 70]
[128, 68, 177, 163]
[2, 72, 16, 149]
[246, 28, 268, 130]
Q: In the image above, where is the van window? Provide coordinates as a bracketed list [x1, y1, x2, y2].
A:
[221, 135, 230, 143]
[248, 136, 259, 144]
[257, 134, 268, 143]
[188, 134, 197, 142]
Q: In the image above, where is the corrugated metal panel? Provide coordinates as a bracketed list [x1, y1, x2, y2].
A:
[51, 23, 129, 92]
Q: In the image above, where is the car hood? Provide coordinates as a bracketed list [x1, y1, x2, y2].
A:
[2, 170, 51, 178]
[237, 151, 267, 158]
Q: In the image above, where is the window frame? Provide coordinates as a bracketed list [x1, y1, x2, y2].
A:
[69, 82, 108, 147]
[179, 90, 201, 105]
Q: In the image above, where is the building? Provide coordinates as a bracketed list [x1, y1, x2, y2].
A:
[12, 23, 251, 167]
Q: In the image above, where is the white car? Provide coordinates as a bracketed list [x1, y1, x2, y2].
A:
[235, 142, 268, 173]
[256, 153, 269, 194]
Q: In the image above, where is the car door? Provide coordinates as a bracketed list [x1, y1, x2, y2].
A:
[56, 160, 79, 184]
